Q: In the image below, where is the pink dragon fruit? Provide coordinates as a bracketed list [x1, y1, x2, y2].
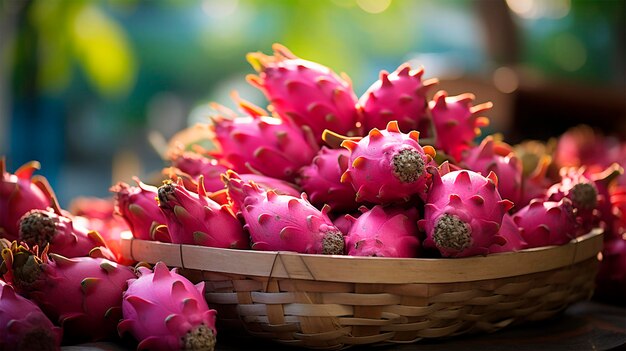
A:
[340, 121, 436, 204]
[0, 280, 63, 351]
[419, 167, 513, 257]
[547, 167, 599, 233]
[589, 163, 624, 239]
[512, 199, 577, 248]
[69, 197, 135, 266]
[297, 147, 359, 213]
[358, 63, 438, 134]
[0, 242, 136, 342]
[223, 171, 344, 254]
[488, 213, 528, 254]
[461, 136, 522, 208]
[210, 114, 319, 182]
[331, 212, 358, 236]
[167, 150, 231, 193]
[344, 205, 420, 258]
[429, 91, 492, 162]
[246, 43, 360, 142]
[111, 178, 171, 243]
[518, 155, 554, 208]
[18, 209, 116, 261]
[119, 262, 217, 351]
[1, 158, 58, 241]
[157, 178, 248, 249]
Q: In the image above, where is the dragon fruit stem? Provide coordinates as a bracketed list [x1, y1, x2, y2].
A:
[19, 211, 56, 250]
[393, 149, 425, 183]
[184, 324, 216, 350]
[571, 183, 598, 210]
[433, 214, 472, 252]
[322, 231, 345, 255]
[157, 181, 176, 209]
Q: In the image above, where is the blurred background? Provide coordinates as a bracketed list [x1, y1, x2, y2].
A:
[1, 0, 624, 207]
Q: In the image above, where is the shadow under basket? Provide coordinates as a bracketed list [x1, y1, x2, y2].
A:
[120, 229, 603, 349]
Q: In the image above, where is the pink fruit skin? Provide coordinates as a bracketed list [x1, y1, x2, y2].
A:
[247, 44, 360, 142]
[345, 205, 420, 258]
[341, 121, 436, 204]
[546, 167, 598, 234]
[111, 179, 170, 242]
[461, 136, 522, 208]
[429, 91, 491, 162]
[238, 174, 301, 197]
[157, 180, 248, 249]
[211, 115, 319, 182]
[1, 246, 136, 343]
[19, 209, 116, 261]
[0, 280, 63, 351]
[488, 214, 528, 254]
[0, 160, 53, 241]
[119, 262, 217, 351]
[420, 168, 513, 257]
[169, 151, 231, 193]
[298, 147, 359, 213]
[512, 199, 577, 248]
[358, 63, 437, 134]
[223, 171, 345, 254]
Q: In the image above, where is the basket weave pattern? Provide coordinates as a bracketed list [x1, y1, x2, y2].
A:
[121, 230, 602, 349]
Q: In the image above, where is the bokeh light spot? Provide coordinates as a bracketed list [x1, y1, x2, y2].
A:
[357, 0, 392, 14]
[493, 66, 519, 94]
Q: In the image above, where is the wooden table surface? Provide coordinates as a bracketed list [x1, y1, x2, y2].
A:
[62, 300, 626, 351]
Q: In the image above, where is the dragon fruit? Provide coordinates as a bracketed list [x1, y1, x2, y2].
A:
[157, 178, 248, 249]
[589, 164, 624, 238]
[488, 213, 528, 254]
[223, 171, 344, 254]
[119, 262, 217, 351]
[69, 197, 135, 265]
[461, 136, 523, 208]
[0, 158, 58, 241]
[0, 242, 136, 342]
[429, 91, 492, 162]
[167, 150, 230, 193]
[210, 114, 318, 182]
[340, 121, 436, 204]
[297, 147, 359, 213]
[246, 43, 360, 142]
[344, 205, 420, 258]
[547, 167, 599, 234]
[0, 280, 63, 351]
[111, 178, 171, 242]
[518, 155, 555, 208]
[358, 63, 438, 133]
[512, 199, 577, 248]
[18, 209, 116, 261]
[419, 167, 513, 257]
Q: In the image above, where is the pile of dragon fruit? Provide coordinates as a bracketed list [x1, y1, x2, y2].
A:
[1, 43, 625, 350]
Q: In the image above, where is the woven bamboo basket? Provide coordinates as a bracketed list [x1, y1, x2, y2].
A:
[120, 229, 603, 349]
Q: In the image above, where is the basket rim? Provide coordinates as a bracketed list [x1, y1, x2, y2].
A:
[120, 228, 603, 284]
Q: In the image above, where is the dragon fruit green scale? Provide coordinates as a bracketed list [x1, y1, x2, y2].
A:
[223, 171, 345, 254]
[247, 43, 360, 142]
[341, 121, 436, 204]
[119, 262, 217, 351]
[419, 167, 514, 257]
[358, 63, 438, 134]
